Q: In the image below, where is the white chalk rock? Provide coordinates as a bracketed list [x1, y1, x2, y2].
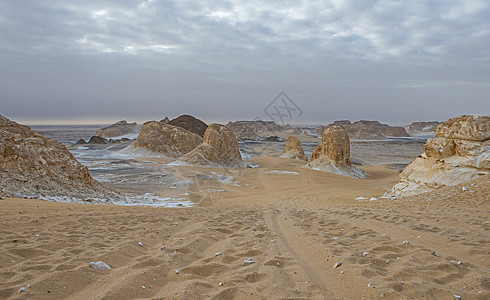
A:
[90, 261, 111, 270]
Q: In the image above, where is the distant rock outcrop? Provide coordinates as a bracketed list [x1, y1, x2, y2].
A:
[226, 121, 284, 140]
[332, 120, 410, 140]
[405, 121, 441, 136]
[88, 136, 108, 144]
[306, 124, 366, 178]
[179, 123, 245, 167]
[387, 115, 489, 197]
[124, 121, 202, 158]
[168, 115, 208, 137]
[75, 139, 87, 145]
[160, 117, 170, 124]
[0, 115, 116, 201]
[280, 136, 308, 161]
[95, 120, 138, 138]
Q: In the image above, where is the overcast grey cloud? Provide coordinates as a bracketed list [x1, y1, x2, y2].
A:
[1, 0, 489, 125]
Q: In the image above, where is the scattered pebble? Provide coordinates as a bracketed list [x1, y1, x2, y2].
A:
[219, 282, 223, 286]
[271, 239, 276, 243]
[462, 186, 468, 191]
[367, 283, 371, 287]
[453, 295, 461, 299]
[362, 251, 369, 256]
[19, 287, 26, 293]
[26, 284, 31, 288]
[138, 242, 144, 247]
[332, 237, 339, 240]
[243, 258, 255, 266]
[332, 262, 342, 268]
[90, 261, 111, 270]
[142, 286, 146, 289]
[215, 252, 222, 256]
[430, 251, 438, 256]
[175, 270, 180, 274]
[369, 197, 377, 201]
[457, 261, 463, 265]
[402, 240, 410, 245]
[340, 271, 344, 275]
[386, 260, 390, 264]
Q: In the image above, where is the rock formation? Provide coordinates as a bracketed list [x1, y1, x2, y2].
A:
[88, 136, 108, 144]
[226, 121, 284, 140]
[124, 121, 202, 158]
[75, 139, 87, 145]
[332, 120, 411, 140]
[405, 121, 441, 136]
[0, 115, 116, 201]
[306, 124, 366, 178]
[160, 117, 170, 124]
[280, 136, 308, 161]
[95, 120, 138, 138]
[387, 115, 489, 197]
[168, 115, 208, 137]
[179, 123, 245, 167]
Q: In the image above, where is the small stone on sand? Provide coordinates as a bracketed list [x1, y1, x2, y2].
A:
[90, 261, 111, 270]
[332, 261, 342, 268]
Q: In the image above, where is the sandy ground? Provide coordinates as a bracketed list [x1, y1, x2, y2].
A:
[0, 155, 489, 299]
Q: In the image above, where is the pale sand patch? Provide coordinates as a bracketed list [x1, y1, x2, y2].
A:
[0, 157, 488, 299]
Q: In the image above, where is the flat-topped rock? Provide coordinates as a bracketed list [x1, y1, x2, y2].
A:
[95, 120, 138, 138]
[226, 121, 284, 140]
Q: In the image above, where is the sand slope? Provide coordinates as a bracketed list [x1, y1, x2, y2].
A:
[0, 157, 488, 299]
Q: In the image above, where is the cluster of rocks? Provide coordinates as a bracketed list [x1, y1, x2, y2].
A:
[75, 136, 131, 145]
[124, 115, 245, 167]
[0, 115, 117, 201]
[95, 120, 138, 138]
[280, 125, 365, 178]
[387, 115, 489, 197]
[226, 121, 284, 140]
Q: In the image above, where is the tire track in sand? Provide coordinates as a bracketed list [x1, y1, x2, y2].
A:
[265, 210, 333, 299]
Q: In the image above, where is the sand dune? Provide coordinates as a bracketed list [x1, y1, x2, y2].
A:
[0, 155, 488, 299]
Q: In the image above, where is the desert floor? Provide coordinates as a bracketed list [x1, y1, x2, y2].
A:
[0, 155, 489, 299]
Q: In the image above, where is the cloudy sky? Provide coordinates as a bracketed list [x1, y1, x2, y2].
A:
[1, 0, 489, 125]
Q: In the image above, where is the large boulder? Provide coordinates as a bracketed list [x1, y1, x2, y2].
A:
[387, 115, 489, 197]
[95, 120, 138, 138]
[179, 124, 245, 167]
[124, 121, 202, 158]
[435, 115, 489, 141]
[168, 115, 208, 137]
[280, 136, 308, 161]
[0, 115, 116, 201]
[306, 124, 366, 178]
